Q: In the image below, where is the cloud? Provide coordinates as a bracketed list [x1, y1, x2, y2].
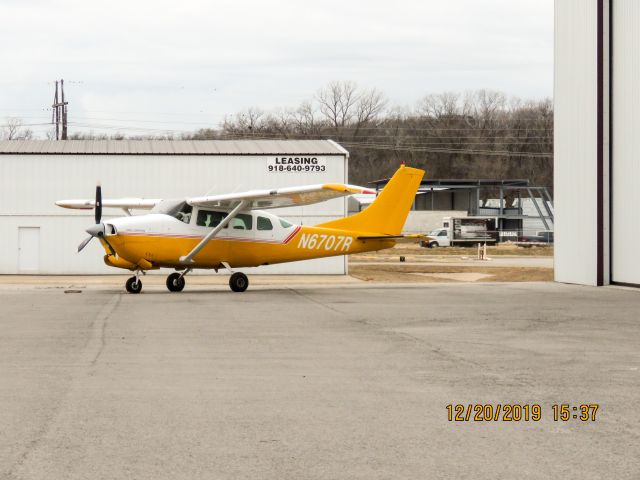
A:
[0, 0, 553, 137]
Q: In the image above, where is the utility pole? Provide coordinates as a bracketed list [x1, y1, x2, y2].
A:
[51, 79, 68, 140]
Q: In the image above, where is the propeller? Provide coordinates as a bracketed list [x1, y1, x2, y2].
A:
[77, 184, 115, 255]
[95, 183, 102, 224]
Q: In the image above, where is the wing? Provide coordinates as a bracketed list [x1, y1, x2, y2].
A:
[55, 198, 161, 210]
[188, 184, 376, 210]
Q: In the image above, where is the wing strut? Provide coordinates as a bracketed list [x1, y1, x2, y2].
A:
[179, 200, 248, 265]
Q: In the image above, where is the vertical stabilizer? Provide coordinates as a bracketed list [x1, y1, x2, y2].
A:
[318, 165, 424, 234]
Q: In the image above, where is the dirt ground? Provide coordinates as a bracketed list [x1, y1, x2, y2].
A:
[386, 242, 554, 257]
[349, 243, 554, 283]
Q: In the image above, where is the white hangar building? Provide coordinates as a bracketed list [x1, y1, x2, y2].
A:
[0, 139, 350, 275]
[555, 0, 640, 287]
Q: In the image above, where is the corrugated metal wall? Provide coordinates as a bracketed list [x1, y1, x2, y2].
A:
[0, 154, 348, 274]
[554, 0, 601, 285]
[611, 0, 640, 285]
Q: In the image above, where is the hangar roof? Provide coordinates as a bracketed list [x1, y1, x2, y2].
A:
[0, 139, 348, 156]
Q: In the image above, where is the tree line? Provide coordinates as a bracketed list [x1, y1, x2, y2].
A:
[202, 83, 553, 188]
[2, 81, 553, 188]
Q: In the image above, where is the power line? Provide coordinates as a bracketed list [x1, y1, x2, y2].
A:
[59, 120, 555, 139]
[68, 122, 192, 133]
[340, 142, 553, 158]
[63, 127, 552, 144]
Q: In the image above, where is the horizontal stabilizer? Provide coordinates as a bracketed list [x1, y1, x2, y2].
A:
[55, 198, 160, 210]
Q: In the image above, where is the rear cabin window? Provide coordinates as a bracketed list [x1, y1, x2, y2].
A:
[197, 210, 227, 227]
[257, 216, 273, 231]
[227, 214, 253, 230]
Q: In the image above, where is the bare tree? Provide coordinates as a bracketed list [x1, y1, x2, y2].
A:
[316, 81, 359, 131]
[417, 92, 461, 119]
[291, 101, 321, 135]
[1, 117, 33, 140]
[463, 89, 508, 129]
[223, 107, 266, 135]
[352, 87, 387, 138]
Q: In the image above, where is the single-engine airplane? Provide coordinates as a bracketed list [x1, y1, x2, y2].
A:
[56, 165, 424, 293]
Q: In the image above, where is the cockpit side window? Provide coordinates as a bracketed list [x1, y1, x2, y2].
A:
[192, 209, 253, 230]
[197, 209, 227, 228]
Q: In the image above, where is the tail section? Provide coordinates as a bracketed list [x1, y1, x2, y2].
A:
[319, 165, 424, 235]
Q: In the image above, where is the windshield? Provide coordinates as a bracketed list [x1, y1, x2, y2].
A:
[151, 200, 192, 223]
[429, 229, 444, 236]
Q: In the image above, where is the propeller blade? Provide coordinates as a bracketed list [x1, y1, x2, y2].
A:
[95, 184, 102, 224]
[77, 235, 93, 253]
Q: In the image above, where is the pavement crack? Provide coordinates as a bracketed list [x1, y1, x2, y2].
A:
[90, 293, 122, 366]
[286, 288, 345, 315]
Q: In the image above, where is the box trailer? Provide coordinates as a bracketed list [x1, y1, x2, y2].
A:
[423, 217, 497, 247]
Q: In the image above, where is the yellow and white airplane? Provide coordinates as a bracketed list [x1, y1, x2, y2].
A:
[56, 165, 424, 293]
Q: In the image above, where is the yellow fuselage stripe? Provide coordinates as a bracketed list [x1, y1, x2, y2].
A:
[103, 225, 393, 269]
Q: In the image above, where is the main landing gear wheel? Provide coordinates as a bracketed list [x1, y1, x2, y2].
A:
[166, 272, 186, 292]
[126, 276, 142, 294]
[229, 272, 249, 292]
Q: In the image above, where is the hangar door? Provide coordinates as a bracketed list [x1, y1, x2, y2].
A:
[612, 0, 640, 286]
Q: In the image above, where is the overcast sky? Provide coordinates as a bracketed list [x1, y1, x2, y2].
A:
[0, 0, 553, 137]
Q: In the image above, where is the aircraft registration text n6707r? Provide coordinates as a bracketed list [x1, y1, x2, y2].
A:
[298, 234, 353, 252]
[55, 165, 425, 293]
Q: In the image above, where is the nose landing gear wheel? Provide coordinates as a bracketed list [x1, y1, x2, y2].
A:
[166, 272, 186, 292]
[229, 272, 249, 292]
[126, 276, 142, 294]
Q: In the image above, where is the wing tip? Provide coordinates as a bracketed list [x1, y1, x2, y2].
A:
[322, 184, 376, 195]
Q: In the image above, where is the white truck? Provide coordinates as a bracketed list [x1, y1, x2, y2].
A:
[423, 217, 497, 248]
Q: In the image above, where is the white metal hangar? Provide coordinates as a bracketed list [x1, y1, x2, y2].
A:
[0, 139, 350, 275]
[555, 0, 640, 287]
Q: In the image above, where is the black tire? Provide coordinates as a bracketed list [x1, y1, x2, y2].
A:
[229, 272, 249, 292]
[126, 276, 142, 294]
[166, 272, 185, 292]
[428, 241, 439, 248]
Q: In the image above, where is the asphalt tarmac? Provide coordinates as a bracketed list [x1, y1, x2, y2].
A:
[1, 281, 639, 479]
